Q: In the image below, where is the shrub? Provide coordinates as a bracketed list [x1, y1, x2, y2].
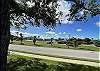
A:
[47, 42, 53, 44]
[66, 40, 78, 48]
[84, 38, 91, 45]
[94, 40, 100, 47]
[57, 41, 66, 44]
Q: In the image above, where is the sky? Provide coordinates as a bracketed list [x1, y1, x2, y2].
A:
[10, 0, 100, 39]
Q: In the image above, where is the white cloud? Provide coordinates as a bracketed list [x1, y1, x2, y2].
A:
[11, 30, 63, 39]
[11, 30, 61, 39]
[54, 34, 61, 39]
[61, 20, 73, 24]
[46, 31, 55, 35]
[51, 28, 54, 31]
[80, 11, 84, 15]
[73, 35, 84, 39]
[10, 30, 39, 37]
[96, 22, 100, 27]
[59, 33, 62, 34]
[26, 1, 35, 7]
[55, 34, 58, 36]
[63, 32, 66, 34]
[15, 0, 21, 3]
[10, 30, 21, 36]
[76, 29, 82, 32]
[57, 0, 73, 24]
[40, 35, 48, 39]
[45, 31, 62, 39]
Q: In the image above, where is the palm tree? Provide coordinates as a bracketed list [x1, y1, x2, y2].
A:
[33, 36, 37, 45]
[73, 38, 77, 48]
[15, 32, 19, 40]
[51, 38, 53, 45]
[19, 33, 23, 44]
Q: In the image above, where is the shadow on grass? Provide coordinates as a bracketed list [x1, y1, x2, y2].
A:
[8, 55, 100, 71]
[19, 43, 24, 45]
[34, 44, 41, 46]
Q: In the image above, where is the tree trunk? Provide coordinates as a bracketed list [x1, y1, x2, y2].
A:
[0, 0, 10, 71]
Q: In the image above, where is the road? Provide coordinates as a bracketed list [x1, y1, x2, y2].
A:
[9, 44, 99, 60]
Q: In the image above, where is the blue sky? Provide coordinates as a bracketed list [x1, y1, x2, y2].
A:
[10, 0, 100, 39]
[10, 15, 100, 39]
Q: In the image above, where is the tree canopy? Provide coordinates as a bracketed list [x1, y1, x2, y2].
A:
[66, 0, 100, 21]
[10, 0, 60, 29]
[0, 0, 99, 71]
[9, 0, 100, 28]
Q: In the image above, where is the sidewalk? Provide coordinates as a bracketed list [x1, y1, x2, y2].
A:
[9, 51, 100, 67]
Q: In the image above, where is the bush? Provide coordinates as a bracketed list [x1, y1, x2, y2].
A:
[47, 42, 53, 44]
[94, 40, 100, 47]
[7, 55, 99, 71]
[84, 38, 91, 45]
[77, 41, 83, 45]
[66, 40, 78, 47]
[57, 41, 66, 44]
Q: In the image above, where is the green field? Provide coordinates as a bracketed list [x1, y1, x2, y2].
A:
[11, 40, 100, 51]
[7, 54, 99, 71]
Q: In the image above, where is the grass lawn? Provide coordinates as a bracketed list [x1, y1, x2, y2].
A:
[11, 40, 100, 51]
[7, 54, 61, 65]
[7, 54, 99, 71]
[9, 50, 100, 63]
[77, 45, 99, 51]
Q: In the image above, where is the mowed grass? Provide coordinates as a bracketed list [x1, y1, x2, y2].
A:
[77, 45, 99, 51]
[8, 54, 61, 65]
[11, 40, 100, 51]
[12, 40, 67, 48]
[8, 54, 100, 71]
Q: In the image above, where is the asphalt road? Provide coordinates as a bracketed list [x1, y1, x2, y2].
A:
[9, 44, 99, 60]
